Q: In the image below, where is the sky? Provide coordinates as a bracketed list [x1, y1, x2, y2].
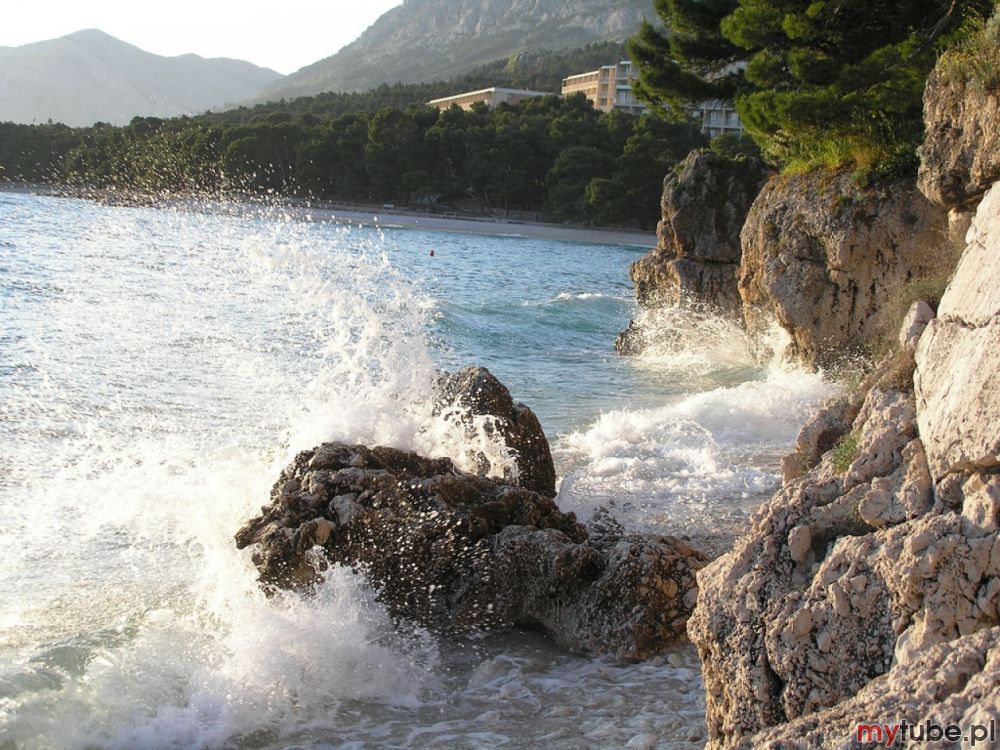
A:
[0, 0, 403, 74]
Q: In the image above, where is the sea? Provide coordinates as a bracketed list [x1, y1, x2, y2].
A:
[0, 190, 836, 749]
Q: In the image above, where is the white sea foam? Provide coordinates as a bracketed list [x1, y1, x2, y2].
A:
[552, 291, 617, 301]
[0, 193, 833, 749]
[236, 229, 514, 474]
[627, 304, 758, 374]
[518, 290, 625, 307]
[0, 199, 513, 749]
[555, 309, 837, 539]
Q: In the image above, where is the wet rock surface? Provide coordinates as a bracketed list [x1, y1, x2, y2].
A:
[434, 365, 557, 497]
[617, 150, 765, 354]
[236, 442, 706, 661]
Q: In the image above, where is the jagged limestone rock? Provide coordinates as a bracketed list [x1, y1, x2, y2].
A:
[693, 48, 1000, 747]
[781, 397, 859, 484]
[689, 384, 999, 748]
[919, 63, 1000, 211]
[435, 366, 557, 497]
[738, 171, 948, 367]
[692, 182, 1000, 749]
[915, 183, 1000, 480]
[236, 443, 706, 661]
[736, 626, 1000, 749]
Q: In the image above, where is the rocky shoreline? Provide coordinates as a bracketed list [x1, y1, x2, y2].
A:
[628, 47, 1000, 748]
[232, 47, 1000, 749]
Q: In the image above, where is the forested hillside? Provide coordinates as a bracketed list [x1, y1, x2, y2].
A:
[0, 39, 713, 228]
[0, 95, 705, 228]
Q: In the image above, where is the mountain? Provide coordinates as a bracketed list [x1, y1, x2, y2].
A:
[0, 29, 283, 127]
[258, 0, 649, 101]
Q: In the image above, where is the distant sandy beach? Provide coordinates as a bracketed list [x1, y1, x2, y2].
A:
[1, 183, 656, 249]
[290, 205, 656, 248]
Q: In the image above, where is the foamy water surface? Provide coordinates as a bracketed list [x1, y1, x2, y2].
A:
[0, 191, 836, 749]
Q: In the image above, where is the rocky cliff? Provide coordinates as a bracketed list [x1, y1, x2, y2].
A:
[689, 49, 1000, 749]
[618, 49, 1000, 370]
[919, 63, 1000, 211]
[618, 159, 954, 369]
[738, 171, 948, 367]
[915, 187, 1000, 483]
[616, 150, 766, 355]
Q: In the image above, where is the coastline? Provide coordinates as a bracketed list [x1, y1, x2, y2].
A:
[0, 182, 656, 249]
[298, 205, 656, 248]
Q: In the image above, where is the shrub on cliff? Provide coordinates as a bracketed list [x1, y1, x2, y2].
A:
[630, 0, 995, 176]
[940, 3, 1000, 89]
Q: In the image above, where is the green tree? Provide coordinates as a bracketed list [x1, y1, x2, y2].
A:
[587, 116, 707, 227]
[217, 122, 305, 192]
[629, 0, 742, 114]
[423, 106, 478, 201]
[365, 108, 423, 199]
[544, 146, 618, 221]
[298, 114, 370, 198]
[631, 0, 995, 174]
[0, 41, 718, 227]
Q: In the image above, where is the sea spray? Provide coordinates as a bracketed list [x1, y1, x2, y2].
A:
[1, 190, 818, 748]
[623, 302, 758, 375]
[0, 197, 509, 748]
[555, 306, 837, 546]
[236, 225, 516, 475]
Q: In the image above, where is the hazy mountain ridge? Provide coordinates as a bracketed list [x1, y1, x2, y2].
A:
[259, 0, 649, 101]
[0, 30, 283, 127]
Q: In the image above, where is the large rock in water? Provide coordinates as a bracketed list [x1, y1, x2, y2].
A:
[434, 366, 556, 497]
[689, 181, 1000, 749]
[235, 442, 706, 661]
[738, 170, 948, 367]
[616, 150, 765, 354]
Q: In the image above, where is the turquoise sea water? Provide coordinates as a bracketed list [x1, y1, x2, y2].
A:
[0, 191, 835, 749]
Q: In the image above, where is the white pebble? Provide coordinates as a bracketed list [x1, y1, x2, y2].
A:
[626, 732, 658, 749]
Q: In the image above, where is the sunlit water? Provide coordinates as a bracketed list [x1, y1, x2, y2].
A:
[0, 191, 836, 749]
